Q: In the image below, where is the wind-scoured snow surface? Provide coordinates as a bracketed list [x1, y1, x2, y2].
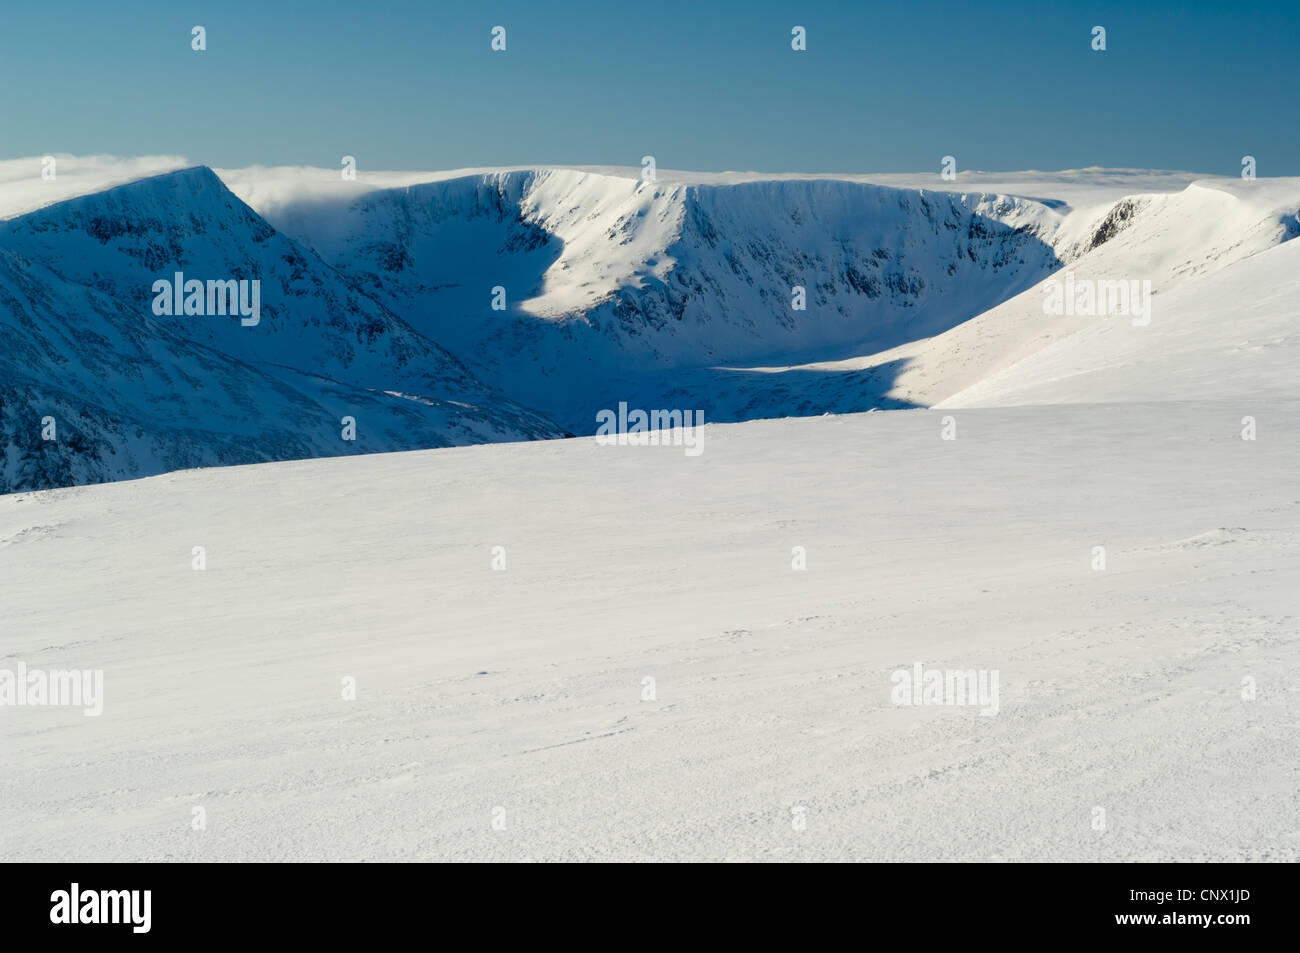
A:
[2, 404, 1297, 861]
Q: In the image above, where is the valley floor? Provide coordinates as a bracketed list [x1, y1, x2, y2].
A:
[2, 402, 1297, 861]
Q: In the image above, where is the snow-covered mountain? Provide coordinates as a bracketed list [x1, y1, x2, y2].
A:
[935, 179, 1300, 408]
[3, 159, 1298, 491]
[235, 164, 1300, 427]
[0, 167, 564, 492]
[5, 160, 1299, 861]
[252, 169, 1063, 428]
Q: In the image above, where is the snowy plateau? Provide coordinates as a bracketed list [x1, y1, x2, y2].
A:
[1, 156, 1297, 861]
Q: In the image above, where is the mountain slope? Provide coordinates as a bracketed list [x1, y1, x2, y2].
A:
[4, 401, 1296, 860]
[0, 168, 564, 492]
[4, 162, 1297, 491]
[914, 177, 1300, 408]
[262, 169, 1063, 429]
[941, 236, 1300, 407]
[715, 176, 1300, 413]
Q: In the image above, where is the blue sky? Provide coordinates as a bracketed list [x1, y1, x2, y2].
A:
[2, 0, 1296, 174]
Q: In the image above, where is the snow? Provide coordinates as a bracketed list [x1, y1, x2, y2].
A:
[2, 402, 1296, 861]
[0, 166, 565, 492]
[941, 237, 1300, 407]
[215, 166, 1066, 431]
[8, 160, 1292, 437]
[867, 177, 1300, 409]
[0, 154, 189, 221]
[3, 159, 1297, 860]
[205, 163, 1300, 430]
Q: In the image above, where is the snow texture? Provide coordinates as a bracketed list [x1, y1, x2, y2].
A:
[1, 159, 1297, 861]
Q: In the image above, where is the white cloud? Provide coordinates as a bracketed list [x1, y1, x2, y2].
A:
[0, 154, 190, 220]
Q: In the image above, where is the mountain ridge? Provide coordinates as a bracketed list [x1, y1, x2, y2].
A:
[0, 165, 566, 492]
[2, 160, 1297, 490]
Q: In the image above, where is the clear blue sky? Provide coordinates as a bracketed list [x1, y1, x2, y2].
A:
[2, 0, 1296, 174]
